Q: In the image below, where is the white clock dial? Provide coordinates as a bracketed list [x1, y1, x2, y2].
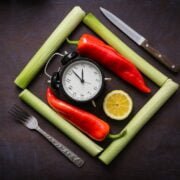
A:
[61, 60, 103, 102]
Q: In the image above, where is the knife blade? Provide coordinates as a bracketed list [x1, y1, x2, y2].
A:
[100, 7, 179, 73]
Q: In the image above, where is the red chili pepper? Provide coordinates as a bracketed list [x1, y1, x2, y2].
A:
[70, 34, 151, 93]
[46, 87, 110, 141]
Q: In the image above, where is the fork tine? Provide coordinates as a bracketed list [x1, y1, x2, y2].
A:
[9, 110, 25, 124]
[9, 105, 30, 123]
[14, 105, 29, 118]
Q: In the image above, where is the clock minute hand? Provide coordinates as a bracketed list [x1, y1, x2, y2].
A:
[81, 69, 91, 84]
[81, 69, 85, 83]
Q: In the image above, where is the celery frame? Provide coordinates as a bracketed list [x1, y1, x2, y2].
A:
[15, 7, 179, 164]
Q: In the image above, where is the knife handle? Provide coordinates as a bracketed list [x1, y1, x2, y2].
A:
[141, 40, 179, 72]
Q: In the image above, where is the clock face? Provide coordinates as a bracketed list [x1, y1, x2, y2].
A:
[61, 59, 103, 102]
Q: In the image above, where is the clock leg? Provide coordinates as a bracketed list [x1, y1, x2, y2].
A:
[91, 100, 97, 107]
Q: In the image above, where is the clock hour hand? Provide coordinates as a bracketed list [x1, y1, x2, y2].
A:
[72, 70, 84, 83]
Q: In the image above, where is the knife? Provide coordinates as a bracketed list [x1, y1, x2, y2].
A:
[100, 7, 179, 73]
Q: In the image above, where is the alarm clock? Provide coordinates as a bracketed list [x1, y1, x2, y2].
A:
[50, 52, 105, 103]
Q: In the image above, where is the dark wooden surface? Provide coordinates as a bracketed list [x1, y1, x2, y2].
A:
[0, 0, 180, 180]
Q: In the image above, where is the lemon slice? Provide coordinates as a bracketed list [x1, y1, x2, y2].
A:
[103, 90, 133, 120]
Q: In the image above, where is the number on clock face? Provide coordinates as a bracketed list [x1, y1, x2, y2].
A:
[62, 60, 103, 102]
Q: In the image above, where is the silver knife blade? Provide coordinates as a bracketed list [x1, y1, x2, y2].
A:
[100, 7, 146, 45]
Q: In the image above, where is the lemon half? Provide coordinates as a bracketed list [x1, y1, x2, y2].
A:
[103, 90, 133, 120]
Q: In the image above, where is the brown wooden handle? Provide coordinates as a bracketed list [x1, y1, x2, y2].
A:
[141, 40, 179, 72]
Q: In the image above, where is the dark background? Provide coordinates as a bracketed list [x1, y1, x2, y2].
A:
[0, 0, 180, 180]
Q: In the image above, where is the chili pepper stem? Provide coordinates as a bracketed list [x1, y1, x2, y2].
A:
[108, 129, 127, 140]
[66, 38, 79, 45]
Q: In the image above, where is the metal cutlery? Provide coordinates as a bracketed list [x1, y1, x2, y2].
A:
[100, 7, 179, 73]
[9, 105, 85, 168]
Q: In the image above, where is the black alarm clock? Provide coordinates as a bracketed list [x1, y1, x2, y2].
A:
[50, 52, 105, 103]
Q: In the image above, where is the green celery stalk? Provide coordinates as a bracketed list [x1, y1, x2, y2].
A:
[98, 79, 179, 165]
[15, 6, 86, 89]
[19, 89, 103, 156]
[83, 13, 168, 87]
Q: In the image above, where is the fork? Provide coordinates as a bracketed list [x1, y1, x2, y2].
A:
[9, 105, 85, 168]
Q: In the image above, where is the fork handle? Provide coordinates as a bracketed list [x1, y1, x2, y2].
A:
[36, 127, 85, 167]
